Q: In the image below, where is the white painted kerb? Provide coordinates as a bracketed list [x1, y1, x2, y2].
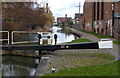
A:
[41, 57, 49, 59]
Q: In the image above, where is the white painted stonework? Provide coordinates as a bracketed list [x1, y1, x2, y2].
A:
[98, 41, 113, 49]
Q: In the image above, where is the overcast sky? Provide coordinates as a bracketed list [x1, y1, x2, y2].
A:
[38, 0, 85, 19]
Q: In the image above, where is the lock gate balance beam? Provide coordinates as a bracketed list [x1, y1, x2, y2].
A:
[0, 41, 113, 51]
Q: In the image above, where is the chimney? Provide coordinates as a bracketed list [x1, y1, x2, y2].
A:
[46, 3, 48, 13]
[65, 14, 67, 18]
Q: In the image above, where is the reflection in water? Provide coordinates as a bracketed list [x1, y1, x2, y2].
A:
[53, 32, 75, 44]
[2, 56, 39, 76]
[51, 26, 78, 44]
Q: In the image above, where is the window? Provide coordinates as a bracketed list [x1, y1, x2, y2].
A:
[101, 2, 104, 20]
[93, 2, 96, 20]
[97, 2, 99, 20]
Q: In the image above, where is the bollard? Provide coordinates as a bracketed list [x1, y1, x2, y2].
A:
[52, 68, 55, 73]
[38, 34, 42, 45]
[47, 36, 51, 45]
[54, 34, 57, 45]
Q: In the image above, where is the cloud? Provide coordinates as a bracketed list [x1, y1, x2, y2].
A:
[38, 0, 85, 19]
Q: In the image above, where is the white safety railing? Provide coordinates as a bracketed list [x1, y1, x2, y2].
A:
[12, 31, 52, 45]
[100, 38, 112, 41]
[99, 38, 113, 49]
[0, 31, 9, 44]
[12, 31, 37, 44]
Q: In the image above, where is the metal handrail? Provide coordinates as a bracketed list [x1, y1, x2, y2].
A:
[0, 31, 9, 44]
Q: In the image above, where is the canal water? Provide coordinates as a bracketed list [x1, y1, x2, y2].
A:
[2, 26, 79, 76]
[2, 55, 39, 76]
[50, 26, 78, 44]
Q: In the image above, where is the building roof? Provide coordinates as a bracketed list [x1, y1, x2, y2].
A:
[57, 17, 72, 19]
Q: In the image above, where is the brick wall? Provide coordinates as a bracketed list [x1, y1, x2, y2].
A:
[80, 14, 84, 30]
[83, 2, 93, 32]
[114, 2, 120, 38]
[82, 2, 120, 38]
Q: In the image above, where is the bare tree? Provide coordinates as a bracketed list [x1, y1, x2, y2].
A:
[2, 2, 54, 44]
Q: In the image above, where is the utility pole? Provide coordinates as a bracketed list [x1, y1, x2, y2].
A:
[76, 2, 81, 14]
[76, 2, 81, 25]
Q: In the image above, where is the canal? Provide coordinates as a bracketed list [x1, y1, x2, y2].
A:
[50, 26, 79, 44]
[2, 55, 39, 76]
[2, 26, 79, 76]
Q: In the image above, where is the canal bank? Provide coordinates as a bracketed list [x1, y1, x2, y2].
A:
[41, 49, 116, 76]
[34, 57, 50, 76]
[2, 50, 41, 58]
[66, 27, 100, 42]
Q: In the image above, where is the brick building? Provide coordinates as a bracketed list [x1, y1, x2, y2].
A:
[57, 14, 72, 26]
[82, 1, 120, 38]
[114, 2, 120, 38]
[74, 13, 82, 24]
[71, 13, 83, 30]
[82, 2, 93, 31]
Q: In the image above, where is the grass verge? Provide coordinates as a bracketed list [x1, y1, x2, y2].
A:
[80, 30, 112, 38]
[113, 40, 120, 44]
[69, 38, 92, 43]
[80, 30, 120, 44]
[66, 27, 72, 32]
[43, 60, 119, 76]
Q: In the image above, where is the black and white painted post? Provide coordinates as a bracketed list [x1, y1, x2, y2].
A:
[52, 67, 55, 73]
